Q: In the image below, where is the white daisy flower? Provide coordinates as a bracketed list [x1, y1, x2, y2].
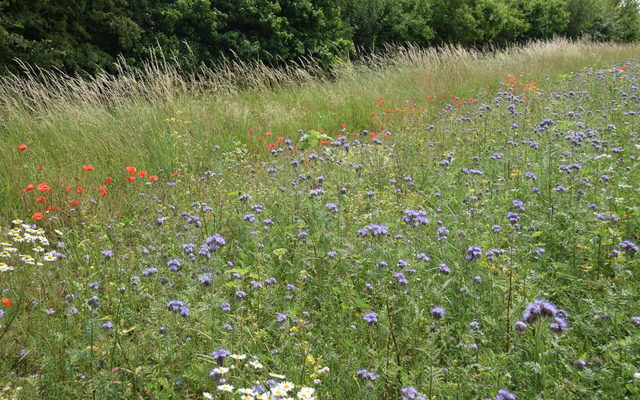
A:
[0, 263, 15, 272]
[297, 387, 315, 399]
[217, 384, 234, 392]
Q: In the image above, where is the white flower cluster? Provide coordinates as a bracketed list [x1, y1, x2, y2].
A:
[203, 354, 320, 400]
[0, 221, 59, 271]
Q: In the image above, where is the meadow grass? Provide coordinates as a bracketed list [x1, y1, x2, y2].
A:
[0, 40, 640, 400]
[2, 39, 640, 217]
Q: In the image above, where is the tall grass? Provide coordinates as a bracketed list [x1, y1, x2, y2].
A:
[1, 39, 640, 217]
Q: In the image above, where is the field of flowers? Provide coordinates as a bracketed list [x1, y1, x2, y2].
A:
[1, 46, 640, 399]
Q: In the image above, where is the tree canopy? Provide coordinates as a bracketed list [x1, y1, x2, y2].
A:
[0, 0, 638, 74]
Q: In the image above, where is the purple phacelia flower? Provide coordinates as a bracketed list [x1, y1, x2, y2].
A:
[465, 246, 482, 261]
[167, 258, 181, 272]
[363, 312, 379, 324]
[620, 240, 638, 255]
[356, 369, 380, 381]
[393, 272, 408, 285]
[495, 389, 518, 400]
[403, 210, 429, 227]
[431, 306, 445, 320]
[101, 249, 114, 259]
[507, 212, 520, 225]
[205, 234, 226, 252]
[243, 213, 256, 223]
[521, 299, 568, 333]
[439, 264, 451, 275]
[515, 321, 527, 332]
[198, 273, 212, 286]
[358, 224, 389, 237]
[182, 243, 195, 254]
[401, 386, 424, 400]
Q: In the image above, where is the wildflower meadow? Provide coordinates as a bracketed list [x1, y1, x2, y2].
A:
[1, 40, 640, 399]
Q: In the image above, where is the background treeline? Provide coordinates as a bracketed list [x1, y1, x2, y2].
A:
[1, 0, 639, 75]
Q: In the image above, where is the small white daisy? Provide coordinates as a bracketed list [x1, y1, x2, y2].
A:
[217, 384, 234, 392]
[0, 264, 15, 272]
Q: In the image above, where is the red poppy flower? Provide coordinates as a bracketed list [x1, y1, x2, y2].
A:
[18, 144, 27, 152]
[82, 165, 94, 171]
[370, 112, 375, 116]
[126, 166, 136, 174]
[22, 184, 35, 193]
[37, 183, 51, 193]
[138, 171, 147, 178]
[38, 165, 43, 171]
[2, 298, 12, 307]
[44, 206, 56, 212]
[126, 176, 135, 182]
[98, 185, 107, 196]
[341, 124, 346, 128]
[266, 132, 272, 137]
[65, 186, 72, 193]
[71, 200, 80, 207]
[277, 137, 284, 143]
[149, 175, 159, 181]
[36, 196, 46, 203]
[105, 177, 112, 184]
[266, 143, 277, 150]
[76, 187, 84, 194]
[170, 173, 178, 177]
[32, 212, 43, 220]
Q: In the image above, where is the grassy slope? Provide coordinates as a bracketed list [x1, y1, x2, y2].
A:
[1, 40, 640, 218]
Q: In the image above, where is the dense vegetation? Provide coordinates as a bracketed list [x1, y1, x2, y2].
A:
[1, 41, 640, 399]
[1, 0, 640, 74]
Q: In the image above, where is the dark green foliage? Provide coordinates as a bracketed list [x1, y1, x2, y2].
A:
[0, 0, 639, 75]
